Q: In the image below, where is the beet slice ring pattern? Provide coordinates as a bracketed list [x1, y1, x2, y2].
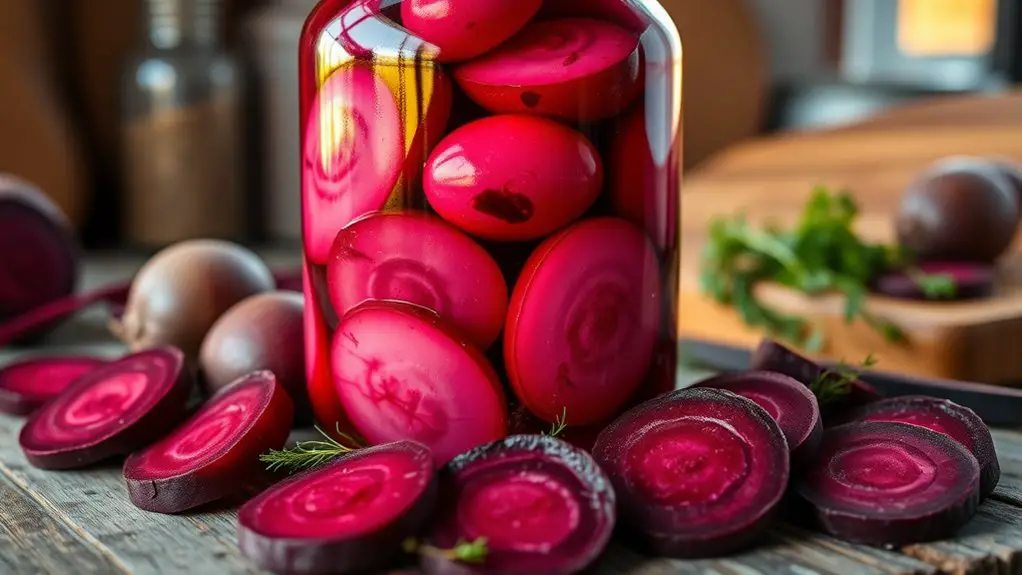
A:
[796, 421, 981, 546]
[505, 217, 661, 426]
[422, 435, 615, 575]
[18, 347, 192, 470]
[332, 301, 508, 465]
[0, 355, 105, 415]
[592, 387, 790, 558]
[694, 370, 823, 465]
[238, 441, 437, 575]
[840, 395, 1000, 500]
[453, 18, 642, 122]
[123, 370, 294, 514]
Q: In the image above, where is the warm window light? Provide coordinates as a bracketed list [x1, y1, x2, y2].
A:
[897, 0, 997, 57]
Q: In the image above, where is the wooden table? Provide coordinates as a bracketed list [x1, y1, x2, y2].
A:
[2, 255, 1022, 575]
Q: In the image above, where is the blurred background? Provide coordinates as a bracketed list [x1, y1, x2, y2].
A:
[2, 0, 1019, 250]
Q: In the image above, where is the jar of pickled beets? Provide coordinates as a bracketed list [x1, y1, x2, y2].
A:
[299, 0, 682, 465]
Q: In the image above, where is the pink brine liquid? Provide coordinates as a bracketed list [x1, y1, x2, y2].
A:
[299, 0, 682, 464]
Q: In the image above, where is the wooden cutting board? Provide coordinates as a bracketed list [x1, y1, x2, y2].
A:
[677, 89, 1022, 385]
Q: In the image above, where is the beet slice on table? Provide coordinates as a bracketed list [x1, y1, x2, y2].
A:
[839, 395, 1000, 500]
[694, 370, 822, 465]
[0, 355, 105, 416]
[872, 262, 995, 301]
[505, 217, 661, 426]
[796, 420, 981, 546]
[123, 370, 294, 514]
[18, 347, 192, 469]
[332, 301, 508, 464]
[592, 387, 790, 558]
[422, 434, 615, 575]
[238, 441, 437, 575]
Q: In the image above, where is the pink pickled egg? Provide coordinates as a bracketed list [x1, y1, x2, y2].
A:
[401, 0, 543, 63]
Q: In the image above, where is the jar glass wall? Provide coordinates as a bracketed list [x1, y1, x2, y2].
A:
[299, 0, 682, 464]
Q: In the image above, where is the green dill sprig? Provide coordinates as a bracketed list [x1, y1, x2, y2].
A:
[809, 354, 878, 406]
[544, 408, 568, 438]
[403, 537, 488, 564]
[259, 423, 365, 473]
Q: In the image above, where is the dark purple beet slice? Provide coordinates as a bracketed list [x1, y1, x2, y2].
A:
[123, 370, 293, 514]
[0, 355, 106, 415]
[750, 338, 883, 416]
[795, 421, 980, 546]
[872, 262, 995, 300]
[18, 347, 193, 469]
[694, 370, 822, 466]
[422, 434, 615, 575]
[592, 387, 789, 558]
[838, 395, 999, 501]
[238, 441, 437, 575]
[0, 282, 130, 347]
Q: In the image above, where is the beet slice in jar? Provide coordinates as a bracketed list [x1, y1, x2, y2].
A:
[453, 18, 642, 122]
[424, 115, 603, 242]
[505, 217, 661, 426]
[0, 355, 105, 416]
[327, 212, 508, 350]
[401, 0, 543, 63]
[332, 301, 508, 464]
[302, 66, 403, 265]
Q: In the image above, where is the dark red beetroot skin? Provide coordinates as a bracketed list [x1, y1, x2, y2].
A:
[694, 370, 823, 466]
[750, 338, 883, 417]
[838, 395, 1000, 501]
[332, 300, 508, 465]
[123, 370, 293, 514]
[422, 434, 615, 575]
[0, 355, 106, 415]
[452, 18, 643, 123]
[18, 347, 193, 470]
[872, 262, 995, 301]
[592, 387, 790, 558]
[238, 441, 437, 575]
[796, 421, 980, 546]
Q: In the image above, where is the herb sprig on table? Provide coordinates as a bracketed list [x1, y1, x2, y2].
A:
[699, 187, 957, 351]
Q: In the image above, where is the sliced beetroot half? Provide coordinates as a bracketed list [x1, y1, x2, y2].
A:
[592, 388, 790, 558]
[872, 262, 995, 301]
[453, 18, 643, 123]
[302, 66, 403, 265]
[327, 212, 508, 350]
[750, 338, 883, 416]
[694, 370, 822, 466]
[401, 0, 542, 63]
[422, 434, 615, 575]
[537, 0, 649, 33]
[123, 370, 293, 514]
[332, 301, 508, 464]
[840, 395, 999, 500]
[505, 217, 661, 426]
[795, 421, 980, 546]
[0, 355, 106, 416]
[18, 347, 192, 470]
[238, 441, 437, 575]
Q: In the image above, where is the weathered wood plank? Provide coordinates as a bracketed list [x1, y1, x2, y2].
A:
[902, 500, 1022, 575]
[0, 472, 127, 575]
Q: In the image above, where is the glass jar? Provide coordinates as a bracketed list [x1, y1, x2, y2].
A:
[300, 0, 682, 464]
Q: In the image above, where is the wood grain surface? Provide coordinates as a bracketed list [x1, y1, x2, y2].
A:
[678, 90, 1022, 384]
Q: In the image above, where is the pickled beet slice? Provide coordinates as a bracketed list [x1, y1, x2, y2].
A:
[592, 388, 790, 558]
[332, 301, 508, 464]
[238, 441, 437, 575]
[424, 115, 603, 242]
[19, 347, 192, 470]
[401, 0, 542, 63]
[123, 371, 293, 514]
[872, 262, 995, 301]
[694, 370, 822, 465]
[795, 421, 980, 546]
[302, 66, 403, 265]
[0, 355, 105, 415]
[840, 395, 999, 500]
[505, 218, 661, 425]
[423, 435, 614, 575]
[750, 338, 883, 417]
[327, 212, 508, 349]
[303, 261, 354, 438]
[537, 0, 649, 33]
[453, 18, 642, 122]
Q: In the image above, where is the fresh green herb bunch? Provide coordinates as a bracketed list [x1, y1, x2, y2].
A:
[700, 186, 956, 350]
[810, 354, 878, 406]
